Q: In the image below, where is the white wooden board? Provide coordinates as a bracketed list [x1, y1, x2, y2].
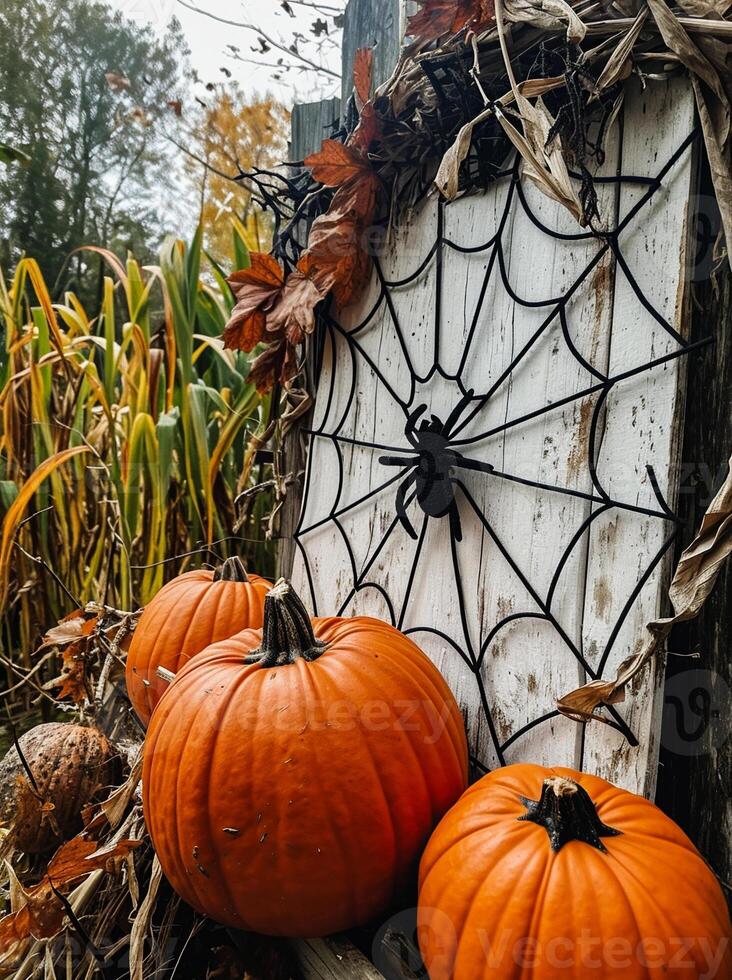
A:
[292, 77, 697, 795]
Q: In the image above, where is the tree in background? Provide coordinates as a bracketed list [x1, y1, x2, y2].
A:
[182, 86, 290, 265]
[0, 0, 189, 300]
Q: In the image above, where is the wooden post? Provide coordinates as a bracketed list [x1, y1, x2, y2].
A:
[656, 164, 732, 892]
[279, 97, 342, 580]
[341, 0, 403, 104]
[279, 0, 403, 579]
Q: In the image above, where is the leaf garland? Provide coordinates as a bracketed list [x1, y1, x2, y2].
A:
[224, 128, 383, 393]
[223, 0, 732, 394]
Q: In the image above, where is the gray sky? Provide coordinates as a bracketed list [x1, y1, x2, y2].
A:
[107, 0, 344, 105]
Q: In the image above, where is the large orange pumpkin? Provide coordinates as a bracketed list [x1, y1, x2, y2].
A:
[143, 580, 468, 937]
[418, 764, 732, 979]
[126, 557, 270, 725]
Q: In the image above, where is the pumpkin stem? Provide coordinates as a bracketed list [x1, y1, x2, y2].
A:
[519, 776, 622, 853]
[213, 556, 250, 583]
[246, 579, 326, 668]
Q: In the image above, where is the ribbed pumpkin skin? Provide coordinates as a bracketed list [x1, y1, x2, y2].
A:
[126, 568, 271, 725]
[418, 764, 732, 979]
[143, 617, 469, 937]
[0, 723, 119, 853]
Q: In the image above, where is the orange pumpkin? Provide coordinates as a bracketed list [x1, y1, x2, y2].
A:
[126, 557, 270, 725]
[418, 764, 732, 979]
[143, 580, 468, 937]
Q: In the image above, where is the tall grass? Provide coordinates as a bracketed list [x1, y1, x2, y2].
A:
[0, 225, 273, 674]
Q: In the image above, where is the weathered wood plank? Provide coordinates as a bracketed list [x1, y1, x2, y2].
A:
[291, 98, 342, 162]
[280, 97, 343, 580]
[292, 937, 385, 980]
[341, 0, 402, 105]
[581, 77, 697, 793]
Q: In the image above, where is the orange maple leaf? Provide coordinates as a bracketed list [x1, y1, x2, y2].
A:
[43, 642, 87, 703]
[223, 253, 285, 352]
[305, 139, 372, 188]
[408, 0, 494, 41]
[354, 47, 374, 108]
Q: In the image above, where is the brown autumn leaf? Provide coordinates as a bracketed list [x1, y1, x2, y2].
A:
[267, 269, 327, 346]
[36, 609, 96, 652]
[304, 213, 372, 310]
[0, 836, 141, 962]
[350, 101, 382, 153]
[408, 0, 494, 42]
[304, 139, 371, 188]
[354, 47, 374, 109]
[43, 642, 88, 703]
[48, 836, 142, 886]
[247, 341, 299, 393]
[223, 253, 285, 352]
[0, 881, 64, 961]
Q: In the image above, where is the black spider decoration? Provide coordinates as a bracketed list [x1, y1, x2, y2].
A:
[378, 389, 493, 542]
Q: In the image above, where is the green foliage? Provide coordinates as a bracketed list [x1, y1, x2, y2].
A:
[0, 224, 274, 664]
[0, 0, 189, 303]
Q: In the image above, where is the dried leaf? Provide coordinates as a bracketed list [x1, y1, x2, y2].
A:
[37, 615, 86, 650]
[594, 8, 649, 95]
[267, 270, 326, 345]
[47, 836, 141, 886]
[43, 642, 87, 703]
[692, 75, 732, 267]
[436, 106, 493, 199]
[247, 341, 298, 393]
[0, 837, 140, 961]
[350, 101, 382, 152]
[647, 0, 730, 143]
[129, 857, 163, 980]
[95, 750, 143, 831]
[408, 0, 494, 43]
[503, 0, 586, 42]
[223, 254, 285, 352]
[303, 196, 375, 309]
[559, 456, 732, 723]
[354, 47, 374, 109]
[495, 97, 585, 224]
[305, 139, 371, 187]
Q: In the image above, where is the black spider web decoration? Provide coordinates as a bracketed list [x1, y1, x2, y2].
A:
[292, 128, 709, 773]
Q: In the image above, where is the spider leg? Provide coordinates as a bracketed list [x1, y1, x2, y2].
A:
[379, 454, 420, 468]
[444, 388, 476, 439]
[395, 470, 419, 540]
[452, 454, 494, 476]
[448, 497, 463, 542]
[405, 403, 428, 449]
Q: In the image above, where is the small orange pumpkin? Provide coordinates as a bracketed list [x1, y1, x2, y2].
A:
[143, 580, 469, 937]
[418, 764, 732, 979]
[125, 557, 270, 725]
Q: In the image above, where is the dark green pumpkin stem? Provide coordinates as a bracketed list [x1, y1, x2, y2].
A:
[246, 579, 326, 668]
[519, 776, 622, 853]
[213, 556, 250, 583]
